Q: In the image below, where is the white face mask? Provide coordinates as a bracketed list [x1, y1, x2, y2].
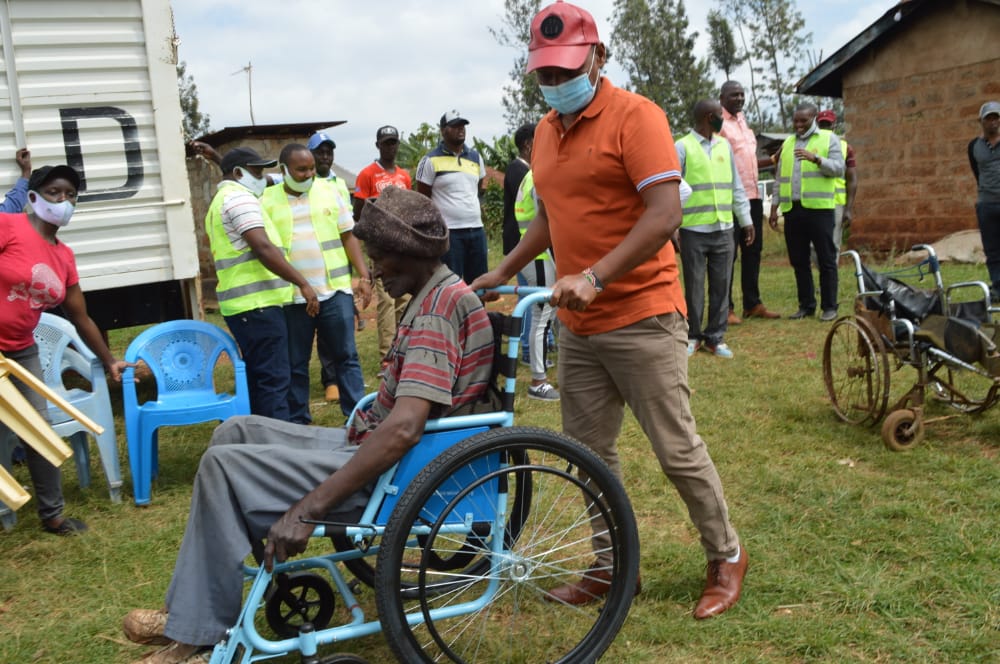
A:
[281, 164, 313, 193]
[29, 191, 75, 227]
[234, 167, 267, 197]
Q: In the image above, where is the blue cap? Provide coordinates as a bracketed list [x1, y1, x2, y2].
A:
[307, 131, 335, 151]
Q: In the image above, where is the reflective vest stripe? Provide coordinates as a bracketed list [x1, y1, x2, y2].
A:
[679, 132, 734, 227]
[834, 139, 848, 205]
[216, 278, 290, 302]
[778, 129, 836, 212]
[214, 252, 258, 271]
[206, 181, 292, 316]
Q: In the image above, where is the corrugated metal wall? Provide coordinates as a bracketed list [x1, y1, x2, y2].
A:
[0, 0, 197, 292]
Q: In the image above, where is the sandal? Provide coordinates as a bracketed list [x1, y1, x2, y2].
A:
[42, 516, 88, 535]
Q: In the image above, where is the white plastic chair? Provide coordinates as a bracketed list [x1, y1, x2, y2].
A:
[0, 313, 122, 519]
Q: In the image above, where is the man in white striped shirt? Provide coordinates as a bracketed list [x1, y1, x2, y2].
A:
[261, 143, 372, 423]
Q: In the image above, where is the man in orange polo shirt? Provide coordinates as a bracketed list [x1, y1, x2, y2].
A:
[472, 0, 746, 620]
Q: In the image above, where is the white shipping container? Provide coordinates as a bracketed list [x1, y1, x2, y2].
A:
[0, 0, 198, 327]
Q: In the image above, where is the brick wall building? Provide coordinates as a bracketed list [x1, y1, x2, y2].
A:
[799, 0, 1000, 252]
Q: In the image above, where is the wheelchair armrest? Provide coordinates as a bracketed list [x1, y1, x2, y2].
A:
[346, 392, 377, 428]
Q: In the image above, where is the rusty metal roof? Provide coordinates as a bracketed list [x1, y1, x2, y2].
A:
[797, 0, 1000, 97]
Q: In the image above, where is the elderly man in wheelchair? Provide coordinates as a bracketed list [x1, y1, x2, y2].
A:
[123, 186, 639, 664]
[122, 187, 496, 663]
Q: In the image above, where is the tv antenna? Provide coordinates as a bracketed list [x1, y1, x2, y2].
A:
[231, 61, 255, 125]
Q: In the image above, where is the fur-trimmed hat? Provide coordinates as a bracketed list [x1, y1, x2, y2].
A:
[354, 186, 449, 258]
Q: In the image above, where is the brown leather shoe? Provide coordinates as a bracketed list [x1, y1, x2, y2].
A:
[132, 641, 211, 664]
[324, 385, 340, 402]
[743, 304, 781, 319]
[544, 569, 642, 606]
[727, 309, 743, 325]
[123, 608, 169, 645]
[693, 548, 748, 620]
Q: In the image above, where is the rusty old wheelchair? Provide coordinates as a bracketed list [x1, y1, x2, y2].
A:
[822, 245, 1000, 450]
[208, 288, 640, 664]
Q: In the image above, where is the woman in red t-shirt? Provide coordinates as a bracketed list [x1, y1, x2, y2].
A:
[0, 164, 128, 535]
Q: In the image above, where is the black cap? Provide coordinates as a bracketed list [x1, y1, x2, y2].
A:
[220, 147, 277, 174]
[28, 165, 81, 192]
[376, 125, 400, 142]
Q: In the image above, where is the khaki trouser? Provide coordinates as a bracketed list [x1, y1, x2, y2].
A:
[375, 277, 410, 360]
[558, 313, 739, 563]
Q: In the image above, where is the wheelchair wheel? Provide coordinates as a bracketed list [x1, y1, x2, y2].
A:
[881, 409, 925, 451]
[332, 453, 530, 595]
[375, 427, 639, 664]
[823, 316, 889, 425]
[264, 572, 336, 639]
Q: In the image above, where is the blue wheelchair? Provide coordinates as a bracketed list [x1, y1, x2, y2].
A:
[209, 289, 641, 664]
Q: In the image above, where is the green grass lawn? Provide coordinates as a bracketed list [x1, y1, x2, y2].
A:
[2, 233, 999, 663]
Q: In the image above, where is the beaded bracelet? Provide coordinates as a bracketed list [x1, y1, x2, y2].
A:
[582, 267, 604, 293]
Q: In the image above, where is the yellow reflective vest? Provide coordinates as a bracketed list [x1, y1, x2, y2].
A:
[513, 170, 549, 261]
[778, 129, 836, 212]
[679, 132, 735, 227]
[206, 181, 291, 317]
[260, 179, 352, 299]
[834, 139, 848, 206]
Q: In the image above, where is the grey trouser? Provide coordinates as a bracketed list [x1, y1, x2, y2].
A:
[0, 344, 65, 521]
[679, 228, 735, 346]
[517, 257, 557, 380]
[558, 314, 739, 564]
[163, 415, 369, 646]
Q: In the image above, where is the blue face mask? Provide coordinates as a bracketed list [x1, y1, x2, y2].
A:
[540, 49, 598, 115]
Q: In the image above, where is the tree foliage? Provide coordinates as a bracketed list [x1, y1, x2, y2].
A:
[723, 0, 812, 130]
[396, 122, 440, 173]
[472, 135, 518, 172]
[489, 0, 548, 132]
[177, 60, 210, 140]
[706, 10, 743, 81]
[610, 0, 714, 131]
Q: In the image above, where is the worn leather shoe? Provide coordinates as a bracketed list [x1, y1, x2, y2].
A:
[544, 568, 642, 606]
[788, 309, 815, 320]
[727, 309, 742, 325]
[123, 608, 169, 645]
[693, 548, 748, 620]
[324, 385, 339, 402]
[131, 641, 211, 664]
[743, 304, 781, 319]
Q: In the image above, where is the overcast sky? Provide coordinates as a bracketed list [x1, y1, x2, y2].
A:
[170, 0, 890, 175]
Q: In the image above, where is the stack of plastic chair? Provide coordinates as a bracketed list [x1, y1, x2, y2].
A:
[0, 313, 120, 528]
[122, 320, 250, 505]
[37, 313, 121, 501]
[0, 350, 95, 530]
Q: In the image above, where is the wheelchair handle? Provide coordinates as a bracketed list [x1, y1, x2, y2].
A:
[475, 286, 554, 321]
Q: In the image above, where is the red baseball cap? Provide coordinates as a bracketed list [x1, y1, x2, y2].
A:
[817, 110, 837, 124]
[526, 1, 600, 73]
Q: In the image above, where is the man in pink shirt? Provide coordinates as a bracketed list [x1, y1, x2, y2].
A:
[718, 81, 780, 321]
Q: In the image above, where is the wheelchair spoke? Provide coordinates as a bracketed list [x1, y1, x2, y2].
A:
[376, 427, 639, 664]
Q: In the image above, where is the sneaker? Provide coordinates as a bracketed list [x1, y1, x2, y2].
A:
[123, 608, 170, 645]
[527, 382, 560, 401]
[820, 309, 838, 322]
[687, 340, 701, 356]
[703, 343, 734, 359]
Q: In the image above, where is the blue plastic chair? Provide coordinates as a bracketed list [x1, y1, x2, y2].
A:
[122, 319, 250, 505]
[1, 313, 123, 529]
